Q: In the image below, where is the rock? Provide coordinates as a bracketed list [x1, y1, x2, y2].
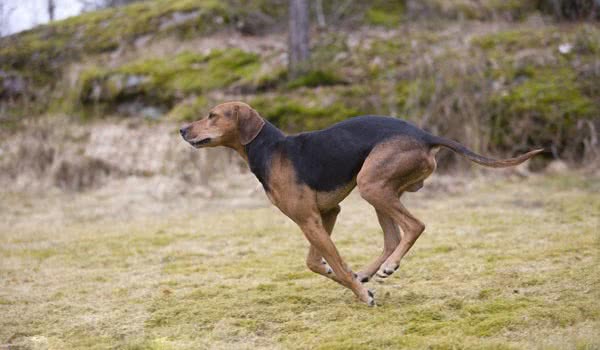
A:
[125, 75, 146, 90]
[0, 70, 27, 99]
[235, 11, 275, 35]
[558, 43, 573, 54]
[83, 73, 148, 102]
[134, 34, 152, 48]
[159, 10, 200, 31]
[140, 106, 164, 119]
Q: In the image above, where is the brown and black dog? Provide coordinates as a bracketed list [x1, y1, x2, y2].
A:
[180, 101, 543, 306]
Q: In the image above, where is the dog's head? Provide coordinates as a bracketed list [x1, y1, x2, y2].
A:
[180, 101, 265, 149]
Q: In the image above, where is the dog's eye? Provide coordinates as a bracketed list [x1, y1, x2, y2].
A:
[208, 113, 216, 119]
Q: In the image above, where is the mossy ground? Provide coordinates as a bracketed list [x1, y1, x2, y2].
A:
[2, 0, 598, 163]
[1, 173, 598, 349]
[77, 49, 260, 117]
[69, 20, 596, 159]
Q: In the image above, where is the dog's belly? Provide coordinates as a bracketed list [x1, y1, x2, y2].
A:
[316, 180, 356, 210]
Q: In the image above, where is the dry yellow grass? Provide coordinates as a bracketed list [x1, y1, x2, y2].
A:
[0, 173, 598, 349]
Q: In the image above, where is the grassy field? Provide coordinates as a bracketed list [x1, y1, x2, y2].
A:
[1, 173, 599, 349]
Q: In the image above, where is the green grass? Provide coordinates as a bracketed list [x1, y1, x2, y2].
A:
[0, 173, 598, 349]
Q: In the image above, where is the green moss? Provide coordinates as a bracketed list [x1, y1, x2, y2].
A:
[79, 49, 260, 114]
[445, 298, 464, 310]
[239, 66, 288, 92]
[29, 248, 59, 261]
[120, 49, 259, 95]
[0, 297, 14, 305]
[256, 283, 277, 292]
[531, 306, 587, 327]
[162, 254, 210, 275]
[393, 297, 536, 339]
[486, 0, 537, 20]
[0, 0, 248, 119]
[464, 298, 534, 316]
[0, 0, 231, 85]
[395, 78, 436, 114]
[64, 333, 114, 350]
[472, 29, 555, 51]
[433, 245, 455, 254]
[365, 1, 404, 27]
[495, 68, 594, 120]
[366, 9, 400, 27]
[273, 271, 313, 281]
[124, 338, 176, 350]
[477, 289, 500, 300]
[429, 0, 538, 21]
[286, 69, 346, 89]
[489, 66, 596, 150]
[471, 26, 599, 157]
[405, 308, 448, 336]
[250, 90, 362, 131]
[573, 25, 600, 54]
[467, 314, 521, 337]
[460, 298, 534, 337]
[166, 96, 208, 122]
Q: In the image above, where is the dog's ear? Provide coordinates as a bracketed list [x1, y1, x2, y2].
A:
[236, 104, 265, 145]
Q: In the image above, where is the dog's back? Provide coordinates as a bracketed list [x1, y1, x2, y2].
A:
[283, 116, 433, 192]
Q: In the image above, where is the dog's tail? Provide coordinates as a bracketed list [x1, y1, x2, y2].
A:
[428, 136, 544, 168]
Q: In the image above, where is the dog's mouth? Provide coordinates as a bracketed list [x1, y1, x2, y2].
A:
[189, 138, 212, 148]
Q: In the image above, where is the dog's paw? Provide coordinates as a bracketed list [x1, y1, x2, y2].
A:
[355, 272, 370, 284]
[321, 258, 333, 275]
[367, 289, 376, 307]
[355, 284, 376, 306]
[376, 263, 399, 279]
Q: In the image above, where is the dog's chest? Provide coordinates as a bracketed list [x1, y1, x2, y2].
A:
[264, 153, 357, 218]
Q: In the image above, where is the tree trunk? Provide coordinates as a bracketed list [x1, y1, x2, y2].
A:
[288, 0, 310, 79]
[48, 0, 56, 21]
[315, 0, 326, 28]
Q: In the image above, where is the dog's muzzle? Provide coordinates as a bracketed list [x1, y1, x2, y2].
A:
[189, 138, 211, 147]
[179, 125, 212, 148]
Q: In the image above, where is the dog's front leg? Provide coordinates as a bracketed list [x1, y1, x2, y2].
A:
[298, 212, 375, 306]
[305, 206, 345, 284]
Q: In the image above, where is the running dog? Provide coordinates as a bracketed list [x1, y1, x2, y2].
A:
[179, 101, 543, 306]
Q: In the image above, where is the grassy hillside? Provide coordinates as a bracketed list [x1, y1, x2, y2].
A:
[1, 174, 598, 349]
[1, 0, 599, 164]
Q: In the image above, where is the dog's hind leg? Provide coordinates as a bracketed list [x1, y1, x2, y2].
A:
[374, 199, 425, 278]
[357, 141, 436, 280]
[355, 209, 401, 283]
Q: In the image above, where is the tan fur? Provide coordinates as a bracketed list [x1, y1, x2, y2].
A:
[316, 180, 356, 211]
[357, 140, 436, 278]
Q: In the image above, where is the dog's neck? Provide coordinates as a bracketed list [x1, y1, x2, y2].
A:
[240, 121, 284, 157]
[238, 120, 285, 190]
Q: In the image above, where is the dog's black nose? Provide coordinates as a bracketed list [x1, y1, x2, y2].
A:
[179, 126, 187, 137]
